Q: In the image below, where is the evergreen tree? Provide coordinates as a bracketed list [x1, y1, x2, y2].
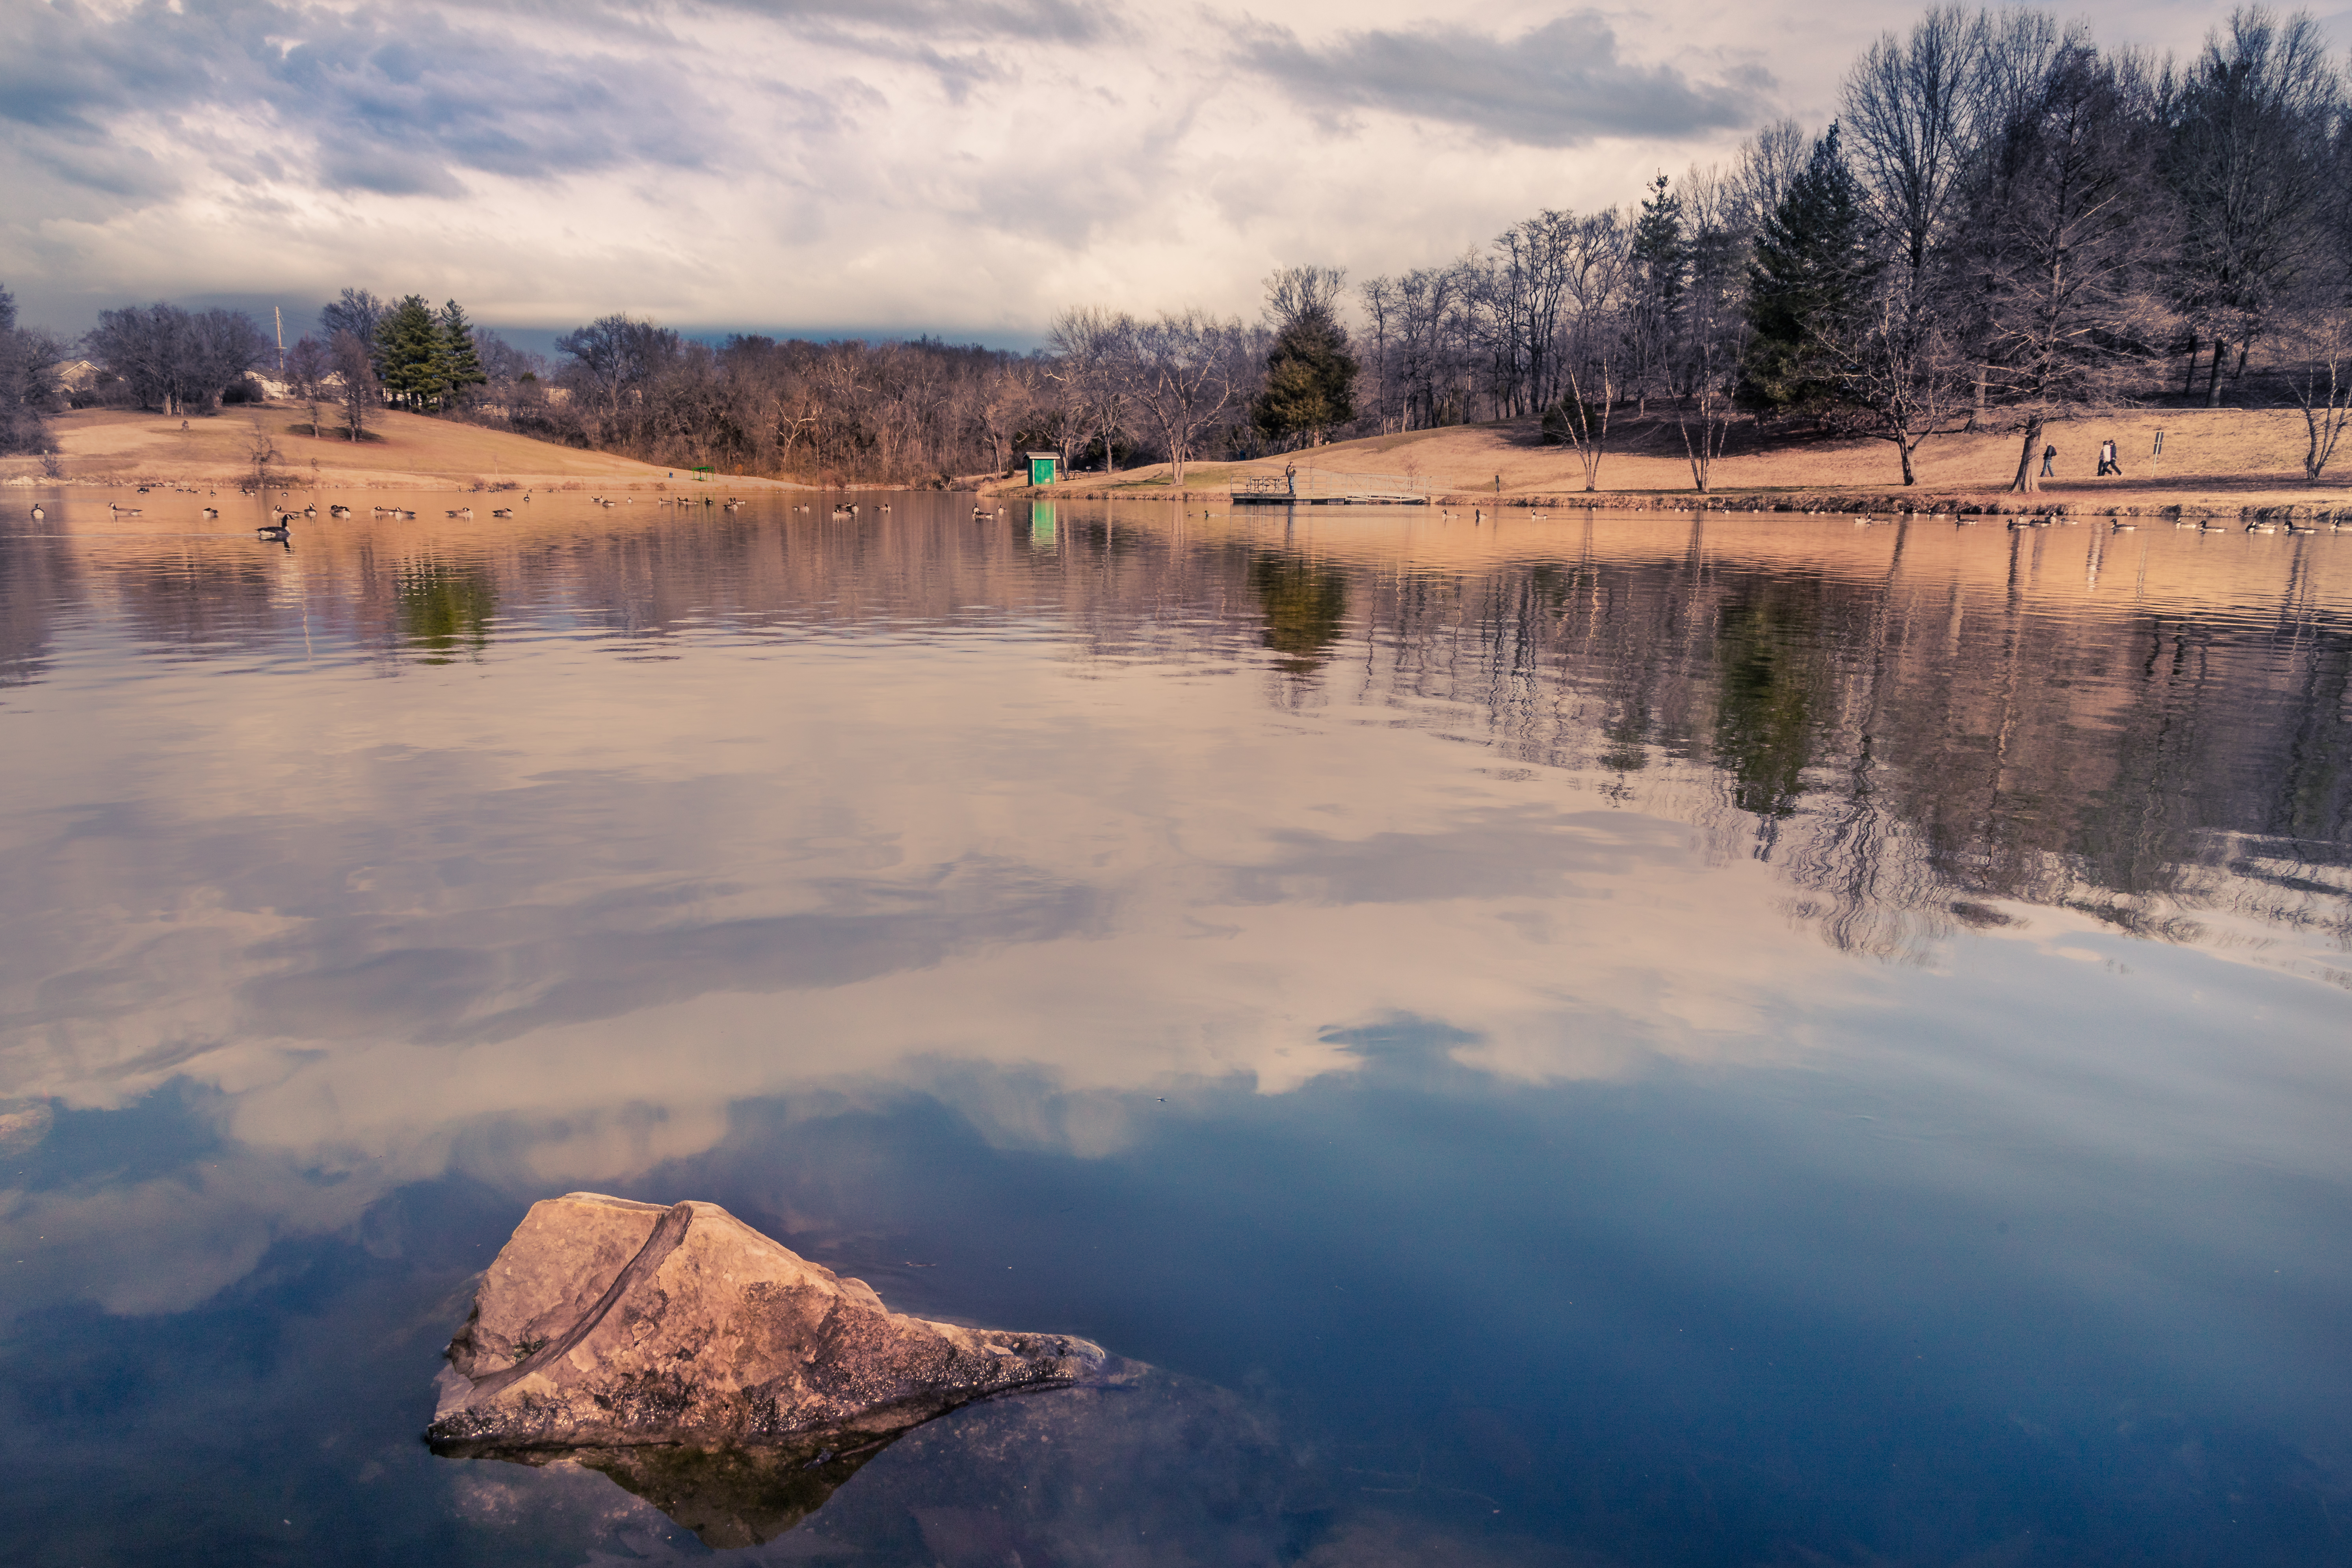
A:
[1252, 309, 1357, 446]
[1627, 174, 1686, 412]
[1743, 123, 1869, 411]
[439, 300, 487, 404]
[376, 294, 447, 410]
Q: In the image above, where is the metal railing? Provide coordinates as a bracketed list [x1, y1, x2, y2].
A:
[1232, 469, 1429, 502]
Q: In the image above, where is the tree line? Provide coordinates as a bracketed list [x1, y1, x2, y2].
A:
[1344, 5, 2352, 491]
[10, 5, 2350, 491]
[537, 3, 2348, 493]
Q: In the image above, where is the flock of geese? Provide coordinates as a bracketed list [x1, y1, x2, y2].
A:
[31, 494, 2341, 542]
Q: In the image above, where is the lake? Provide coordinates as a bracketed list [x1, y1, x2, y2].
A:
[2, 487, 2347, 1566]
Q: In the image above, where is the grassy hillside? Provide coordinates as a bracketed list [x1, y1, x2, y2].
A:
[4, 407, 808, 491]
[1047, 406, 2352, 515]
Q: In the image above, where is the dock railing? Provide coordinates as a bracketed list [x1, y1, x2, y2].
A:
[1231, 469, 1429, 504]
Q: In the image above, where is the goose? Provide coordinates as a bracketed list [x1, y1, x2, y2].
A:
[2198, 522, 2229, 532]
[396, 508, 417, 519]
[329, 505, 351, 518]
[2247, 522, 2277, 534]
[109, 502, 142, 517]
[2112, 521, 2136, 532]
[257, 518, 291, 540]
[29, 504, 45, 520]
[2287, 523, 2317, 535]
[1953, 517, 1976, 526]
[303, 504, 317, 517]
[491, 508, 513, 518]
[201, 506, 219, 519]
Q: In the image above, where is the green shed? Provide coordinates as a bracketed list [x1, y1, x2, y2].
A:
[1026, 451, 1060, 487]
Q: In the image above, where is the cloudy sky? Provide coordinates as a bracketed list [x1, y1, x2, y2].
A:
[1, 0, 2337, 346]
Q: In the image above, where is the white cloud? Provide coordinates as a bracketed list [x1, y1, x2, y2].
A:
[0, 3, 2319, 339]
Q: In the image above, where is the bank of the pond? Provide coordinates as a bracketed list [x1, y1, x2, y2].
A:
[991, 404, 2352, 519]
[995, 485, 2352, 521]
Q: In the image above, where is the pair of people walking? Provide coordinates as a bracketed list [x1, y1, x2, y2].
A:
[2042, 439, 2127, 479]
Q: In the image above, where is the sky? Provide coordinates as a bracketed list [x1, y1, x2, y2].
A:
[3, 0, 2343, 349]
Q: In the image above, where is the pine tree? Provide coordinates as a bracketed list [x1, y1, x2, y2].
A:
[1743, 124, 1869, 411]
[376, 294, 447, 411]
[439, 300, 487, 404]
[1628, 174, 1686, 413]
[1252, 309, 1357, 446]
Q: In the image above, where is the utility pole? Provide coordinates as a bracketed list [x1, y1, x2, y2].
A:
[274, 306, 284, 374]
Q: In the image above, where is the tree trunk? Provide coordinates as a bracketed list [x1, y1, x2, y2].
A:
[2205, 339, 2226, 407]
[2010, 415, 2044, 494]
[1969, 366, 1986, 432]
[2182, 341, 2200, 395]
[1898, 440, 1916, 486]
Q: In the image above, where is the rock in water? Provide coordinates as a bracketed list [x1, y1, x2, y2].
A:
[427, 1193, 1102, 1474]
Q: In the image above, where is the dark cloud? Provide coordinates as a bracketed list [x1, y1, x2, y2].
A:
[1236, 11, 1772, 147]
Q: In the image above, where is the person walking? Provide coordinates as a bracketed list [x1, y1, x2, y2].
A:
[1284, 462, 1297, 498]
[2105, 439, 2122, 477]
[2040, 444, 2057, 478]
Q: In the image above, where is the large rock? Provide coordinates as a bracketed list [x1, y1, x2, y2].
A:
[426, 1193, 1103, 1484]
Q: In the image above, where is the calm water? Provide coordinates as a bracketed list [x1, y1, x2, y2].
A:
[2, 488, 2348, 1567]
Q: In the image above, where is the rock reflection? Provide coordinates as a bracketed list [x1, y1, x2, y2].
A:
[441, 1436, 894, 1550]
[459, 1361, 1313, 1559]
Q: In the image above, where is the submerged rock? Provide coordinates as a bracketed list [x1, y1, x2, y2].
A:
[426, 1192, 1103, 1518]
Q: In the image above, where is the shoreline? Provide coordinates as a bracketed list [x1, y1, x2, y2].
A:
[995, 484, 2352, 521]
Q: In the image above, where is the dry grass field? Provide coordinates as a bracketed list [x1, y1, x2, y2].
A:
[1045, 406, 2352, 515]
[1, 406, 809, 491]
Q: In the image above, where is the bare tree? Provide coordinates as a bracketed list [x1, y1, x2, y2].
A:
[1047, 306, 1136, 473]
[284, 335, 331, 435]
[1673, 216, 1751, 493]
[1961, 35, 2176, 493]
[320, 288, 387, 356]
[1820, 281, 1973, 484]
[1262, 266, 1348, 331]
[1129, 310, 1239, 487]
[1540, 212, 1631, 491]
[0, 283, 64, 456]
[2162, 7, 2345, 405]
[1842, 4, 1989, 445]
[330, 330, 379, 441]
[554, 314, 682, 435]
[85, 303, 266, 415]
[1730, 119, 1810, 238]
[2277, 309, 2352, 478]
